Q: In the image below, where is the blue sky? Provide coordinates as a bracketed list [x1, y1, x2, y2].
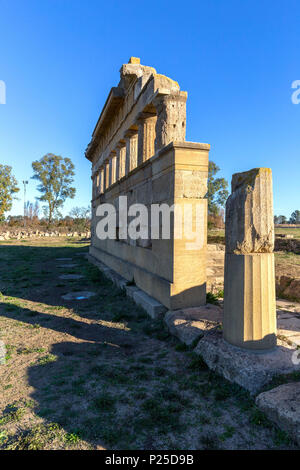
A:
[0, 0, 299, 218]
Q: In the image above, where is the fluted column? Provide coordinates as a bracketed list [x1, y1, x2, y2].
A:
[99, 167, 104, 194]
[116, 141, 126, 180]
[153, 92, 187, 152]
[137, 112, 157, 166]
[104, 159, 110, 191]
[124, 129, 138, 175]
[223, 168, 276, 351]
[96, 170, 100, 195]
[109, 151, 117, 186]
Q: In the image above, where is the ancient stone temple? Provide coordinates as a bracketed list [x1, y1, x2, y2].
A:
[85, 57, 210, 310]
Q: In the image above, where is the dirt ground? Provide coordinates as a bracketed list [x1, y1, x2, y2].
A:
[0, 238, 298, 450]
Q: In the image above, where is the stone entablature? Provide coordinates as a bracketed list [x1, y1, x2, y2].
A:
[86, 58, 210, 310]
[86, 57, 188, 197]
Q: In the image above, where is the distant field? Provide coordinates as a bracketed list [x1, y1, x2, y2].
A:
[275, 227, 300, 239]
[208, 229, 225, 245]
[208, 227, 300, 244]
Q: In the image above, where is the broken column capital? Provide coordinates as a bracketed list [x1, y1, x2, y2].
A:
[225, 167, 274, 254]
[153, 92, 187, 151]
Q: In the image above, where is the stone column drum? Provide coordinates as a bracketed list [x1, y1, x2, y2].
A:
[125, 129, 138, 175]
[137, 112, 157, 165]
[223, 168, 277, 351]
[154, 92, 187, 152]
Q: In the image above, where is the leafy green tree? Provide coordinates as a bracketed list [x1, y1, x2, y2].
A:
[0, 164, 19, 221]
[290, 210, 300, 224]
[32, 154, 76, 225]
[207, 161, 229, 216]
[275, 215, 287, 224]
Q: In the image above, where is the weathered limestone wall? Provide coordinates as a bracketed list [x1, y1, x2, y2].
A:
[86, 58, 209, 310]
[223, 168, 277, 350]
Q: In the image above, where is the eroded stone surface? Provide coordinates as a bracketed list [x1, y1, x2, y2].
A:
[226, 168, 274, 254]
[165, 305, 222, 346]
[194, 331, 300, 395]
[256, 383, 300, 445]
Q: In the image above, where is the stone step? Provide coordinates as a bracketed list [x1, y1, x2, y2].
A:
[256, 383, 300, 446]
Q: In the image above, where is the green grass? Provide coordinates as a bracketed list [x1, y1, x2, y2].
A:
[275, 227, 300, 238]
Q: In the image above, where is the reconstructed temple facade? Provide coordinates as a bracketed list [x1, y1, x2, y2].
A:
[86, 57, 210, 310]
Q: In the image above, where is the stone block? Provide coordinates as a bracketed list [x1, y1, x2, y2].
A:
[132, 290, 167, 319]
[194, 331, 300, 395]
[256, 383, 300, 445]
[164, 304, 222, 346]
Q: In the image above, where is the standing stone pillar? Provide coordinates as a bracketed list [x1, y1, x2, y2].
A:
[100, 167, 104, 194]
[125, 129, 138, 174]
[109, 151, 117, 185]
[104, 159, 110, 190]
[153, 92, 187, 152]
[137, 112, 157, 165]
[223, 168, 276, 351]
[116, 141, 126, 180]
[92, 174, 96, 199]
[96, 170, 101, 195]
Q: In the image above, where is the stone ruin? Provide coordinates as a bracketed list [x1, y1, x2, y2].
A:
[83, 58, 300, 443]
[84, 56, 283, 351]
[0, 230, 91, 240]
[86, 57, 209, 311]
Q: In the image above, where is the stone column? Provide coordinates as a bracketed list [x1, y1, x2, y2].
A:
[153, 92, 187, 152]
[223, 168, 276, 351]
[100, 167, 104, 193]
[104, 159, 109, 191]
[109, 151, 117, 186]
[116, 141, 126, 180]
[137, 112, 157, 166]
[125, 129, 138, 174]
[92, 175, 96, 199]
